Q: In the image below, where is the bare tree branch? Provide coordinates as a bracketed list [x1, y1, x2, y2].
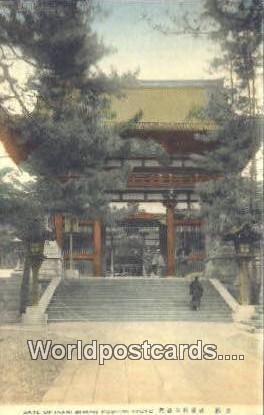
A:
[6, 44, 37, 69]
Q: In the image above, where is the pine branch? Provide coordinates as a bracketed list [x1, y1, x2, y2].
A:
[0, 46, 30, 115]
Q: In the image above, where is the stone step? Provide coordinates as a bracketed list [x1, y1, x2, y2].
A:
[52, 288, 217, 293]
[49, 303, 229, 309]
[49, 309, 231, 315]
[47, 279, 232, 323]
[49, 311, 231, 318]
[49, 300, 223, 305]
[51, 297, 221, 302]
[49, 318, 232, 322]
[48, 309, 232, 316]
[48, 302, 230, 309]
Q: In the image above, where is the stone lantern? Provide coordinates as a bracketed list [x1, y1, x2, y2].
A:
[225, 223, 260, 305]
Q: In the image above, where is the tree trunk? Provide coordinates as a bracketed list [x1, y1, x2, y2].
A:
[252, 75, 256, 116]
[19, 252, 31, 314]
[230, 58, 234, 106]
[247, 80, 252, 115]
[69, 231, 73, 270]
[31, 263, 42, 306]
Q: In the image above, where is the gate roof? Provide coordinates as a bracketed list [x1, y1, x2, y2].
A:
[110, 79, 221, 131]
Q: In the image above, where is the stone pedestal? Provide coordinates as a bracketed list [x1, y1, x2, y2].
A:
[205, 241, 239, 299]
[39, 241, 62, 280]
[21, 306, 48, 325]
[65, 269, 79, 279]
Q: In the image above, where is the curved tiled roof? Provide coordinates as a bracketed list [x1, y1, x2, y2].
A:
[110, 79, 221, 129]
[0, 79, 221, 163]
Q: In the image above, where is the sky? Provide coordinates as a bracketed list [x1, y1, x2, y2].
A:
[94, 0, 219, 80]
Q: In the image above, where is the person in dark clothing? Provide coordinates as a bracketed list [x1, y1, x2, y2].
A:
[189, 277, 203, 310]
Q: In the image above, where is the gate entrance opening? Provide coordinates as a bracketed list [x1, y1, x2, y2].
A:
[104, 213, 205, 277]
[105, 213, 166, 277]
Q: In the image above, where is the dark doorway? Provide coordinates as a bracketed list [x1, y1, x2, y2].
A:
[105, 217, 164, 277]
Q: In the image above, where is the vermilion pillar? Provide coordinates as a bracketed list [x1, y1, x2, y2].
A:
[93, 219, 102, 276]
[54, 214, 64, 249]
[165, 201, 176, 276]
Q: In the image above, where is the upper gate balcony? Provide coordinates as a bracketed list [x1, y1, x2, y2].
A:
[105, 79, 221, 198]
[109, 79, 219, 156]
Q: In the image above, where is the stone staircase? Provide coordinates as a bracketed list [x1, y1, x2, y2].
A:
[47, 278, 233, 322]
[0, 274, 21, 323]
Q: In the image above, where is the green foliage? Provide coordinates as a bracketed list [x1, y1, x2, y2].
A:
[0, 0, 138, 307]
[0, 168, 47, 242]
[146, 0, 262, 114]
[185, 1, 263, 243]
[192, 88, 258, 173]
[203, 0, 262, 113]
[0, 0, 130, 220]
[192, 86, 261, 241]
[197, 176, 256, 237]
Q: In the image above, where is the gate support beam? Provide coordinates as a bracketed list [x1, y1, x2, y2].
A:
[165, 201, 176, 276]
[93, 219, 102, 276]
[54, 214, 64, 249]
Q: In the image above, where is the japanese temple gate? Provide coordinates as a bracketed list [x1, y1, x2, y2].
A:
[53, 80, 219, 277]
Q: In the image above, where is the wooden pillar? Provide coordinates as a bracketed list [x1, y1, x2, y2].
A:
[54, 214, 64, 249]
[165, 201, 176, 276]
[93, 219, 102, 276]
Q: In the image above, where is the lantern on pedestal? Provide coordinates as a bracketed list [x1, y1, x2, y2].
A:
[28, 220, 55, 306]
[225, 224, 259, 305]
[12, 237, 23, 271]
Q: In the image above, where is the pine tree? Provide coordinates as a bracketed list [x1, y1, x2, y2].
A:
[203, 0, 263, 115]
[0, 0, 130, 311]
[144, 0, 262, 302]
[192, 1, 263, 304]
[0, 167, 52, 311]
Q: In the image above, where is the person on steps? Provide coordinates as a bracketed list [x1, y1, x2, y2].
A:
[189, 276, 203, 310]
[151, 249, 165, 277]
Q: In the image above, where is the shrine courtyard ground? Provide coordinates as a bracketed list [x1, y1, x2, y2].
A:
[0, 321, 262, 411]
